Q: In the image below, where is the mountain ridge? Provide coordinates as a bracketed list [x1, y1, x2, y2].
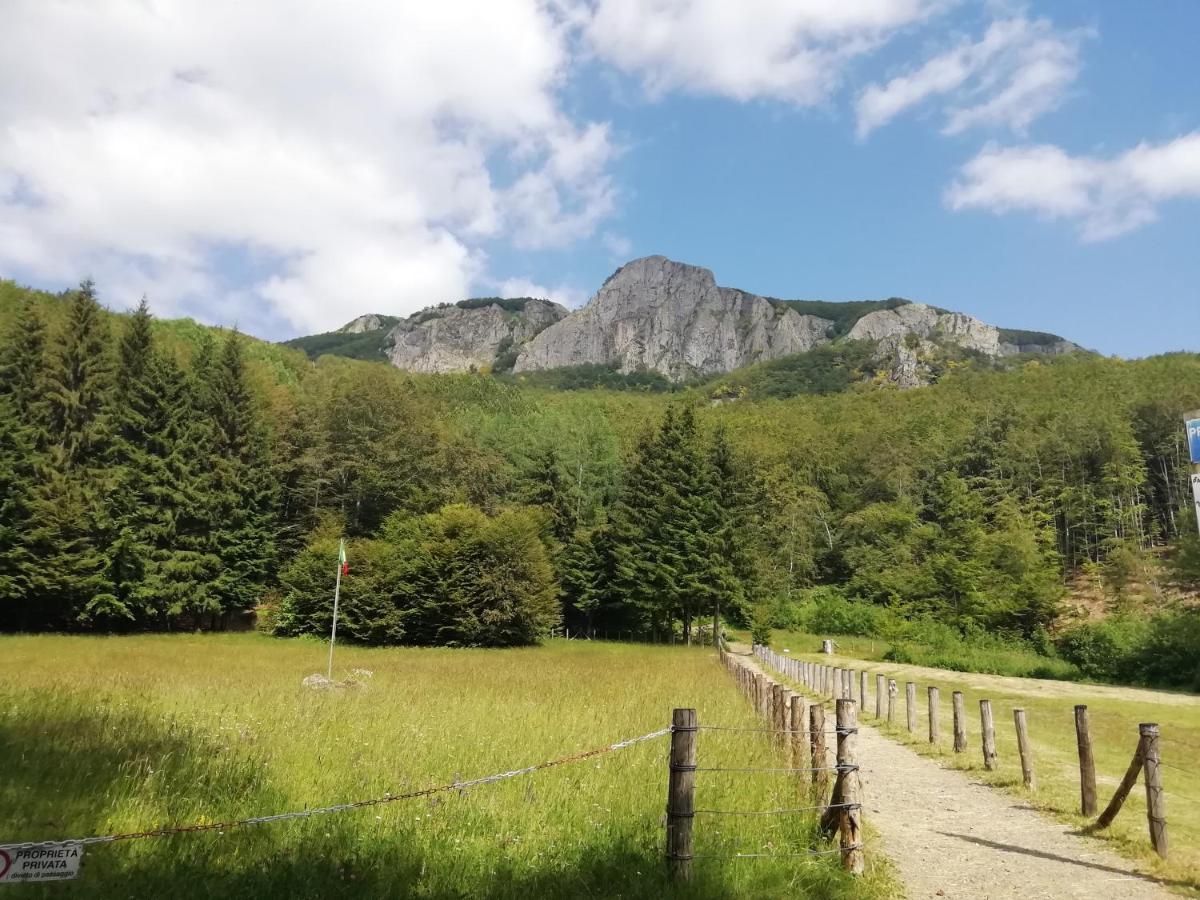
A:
[286, 255, 1080, 388]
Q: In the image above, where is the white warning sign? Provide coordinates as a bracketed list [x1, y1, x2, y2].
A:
[0, 844, 84, 883]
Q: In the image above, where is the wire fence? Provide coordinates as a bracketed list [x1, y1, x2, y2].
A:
[0, 727, 671, 853]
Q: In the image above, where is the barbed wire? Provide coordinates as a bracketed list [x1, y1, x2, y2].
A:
[694, 802, 861, 816]
[695, 764, 857, 774]
[696, 725, 852, 735]
[691, 843, 863, 860]
[0, 727, 671, 853]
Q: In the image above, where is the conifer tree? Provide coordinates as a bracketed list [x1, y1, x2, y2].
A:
[106, 300, 216, 624]
[28, 281, 117, 625]
[527, 447, 579, 544]
[0, 302, 49, 625]
[202, 331, 277, 622]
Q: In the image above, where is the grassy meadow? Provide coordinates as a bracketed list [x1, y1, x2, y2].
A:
[0, 634, 896, 899]
[767, 631, 1200, 892]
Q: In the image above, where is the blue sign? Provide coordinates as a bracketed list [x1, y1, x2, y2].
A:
[1189, 419, 1200, 464]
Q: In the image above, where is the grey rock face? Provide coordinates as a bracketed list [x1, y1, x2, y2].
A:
[515, 256, 833, 380]
[340, 314, 387, 334]
[999, 338, 1081, 357]
[384, 299, 566, 374]
[847, 303, 1001, 356]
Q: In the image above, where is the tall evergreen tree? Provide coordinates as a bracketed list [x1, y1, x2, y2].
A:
[0, 302, 50, 626]
[202, 331, 277, 622]
[27, 281, 117, 626]
[106, 300, 217, 624]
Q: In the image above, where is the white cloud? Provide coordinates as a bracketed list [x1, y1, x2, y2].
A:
[945, 134, 1200, 240]
[586, 0, 947, 106]
[494, 276, 588, 308]
[856, 16, 1087, 138]
[601, 232, 633, 258]
[0, 0, 616, 334]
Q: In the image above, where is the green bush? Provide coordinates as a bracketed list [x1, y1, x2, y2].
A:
[1056, 618, 1151, 682]
[791, 587, 886, 636]
[276, 505, 560, 647]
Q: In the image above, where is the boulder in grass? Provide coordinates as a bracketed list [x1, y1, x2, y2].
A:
[302, 673, 335, 690]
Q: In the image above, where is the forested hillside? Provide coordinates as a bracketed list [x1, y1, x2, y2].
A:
[2, 280, 1199, 681]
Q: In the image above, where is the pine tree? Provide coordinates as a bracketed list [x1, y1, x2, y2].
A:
[28, 281, 117, 626]
[106, 300, 217, 624]
[527, 447, 579, 544]
[202, 331, 277, 622]
[0, 302, 50, 627]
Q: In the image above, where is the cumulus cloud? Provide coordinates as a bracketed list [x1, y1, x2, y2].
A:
[493, 276, 588, 308]
[945, 134, 1200, 240]
[0, 1, 616, 334]
[856, 16, 1087, 138]
[586, 0, 947, 106]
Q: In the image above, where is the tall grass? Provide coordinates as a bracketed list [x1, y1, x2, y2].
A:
[0, 635, 895, 899]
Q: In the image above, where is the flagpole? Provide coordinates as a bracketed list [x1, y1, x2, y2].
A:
[327, 539, 343, 680]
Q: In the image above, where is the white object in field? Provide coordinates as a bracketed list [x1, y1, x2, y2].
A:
[1191, 473, 1200, 537]
[0, 845, 83, 883]
[821, 639, 835, 654]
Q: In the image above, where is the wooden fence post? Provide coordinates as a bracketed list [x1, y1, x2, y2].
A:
[1014, 708, 1035, 789]
[790, 695, 807, 771]
[928, 686, 940, 744]
[772, 683, 784, 743]
[887, 679, 897, 725]
[1096, 732, 1147, 829]
[980, 700, 998, 770]
[810, 703, 827, 798]
[1142, 724, 1167, 858]
[835, 699, 864, 875]
[952, 691, 967, 753]
[875, 674, 885, 719]
[1075, 705, 1097, 816]
[859, 670, 868, 713]
[906, 682, 917, 734]
[833, 667, 843, 699]
[755, 673, 766, 719]
[778, 688, 793, 748]
[666, 708, 697, 882]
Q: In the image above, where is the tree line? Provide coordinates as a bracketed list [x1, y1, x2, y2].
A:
[2, 281, 1199, 657]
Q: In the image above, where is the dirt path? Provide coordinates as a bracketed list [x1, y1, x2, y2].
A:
[731, 646, 1178, 899]
[799, 649, 1200, 708]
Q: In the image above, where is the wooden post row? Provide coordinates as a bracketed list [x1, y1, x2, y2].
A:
[666, 708, 697, 882]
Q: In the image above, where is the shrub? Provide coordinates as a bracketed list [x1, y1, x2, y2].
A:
[276, 504, 560, 647]
[792, 586, 886, 636]
[1056, 618, 1151, 682]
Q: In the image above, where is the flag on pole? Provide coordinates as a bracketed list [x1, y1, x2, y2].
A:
[339, 540, 349, 575]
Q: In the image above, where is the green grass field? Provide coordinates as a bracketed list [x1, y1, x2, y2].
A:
[0, 635, 896, 899]
[766, 630, 1200, 893]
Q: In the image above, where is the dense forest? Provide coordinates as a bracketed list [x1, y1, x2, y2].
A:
[2, 280, 1199, 682]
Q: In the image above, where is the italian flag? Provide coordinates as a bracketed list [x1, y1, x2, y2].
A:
[339, 539, 349, 576]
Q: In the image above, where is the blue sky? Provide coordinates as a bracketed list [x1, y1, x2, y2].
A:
[2, 1, 1198, 356]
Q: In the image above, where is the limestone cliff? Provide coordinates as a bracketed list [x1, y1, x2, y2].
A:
[383, 299, 566, 374]
[514, 257, 832, 380]
[310, 255, 1080, 386]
